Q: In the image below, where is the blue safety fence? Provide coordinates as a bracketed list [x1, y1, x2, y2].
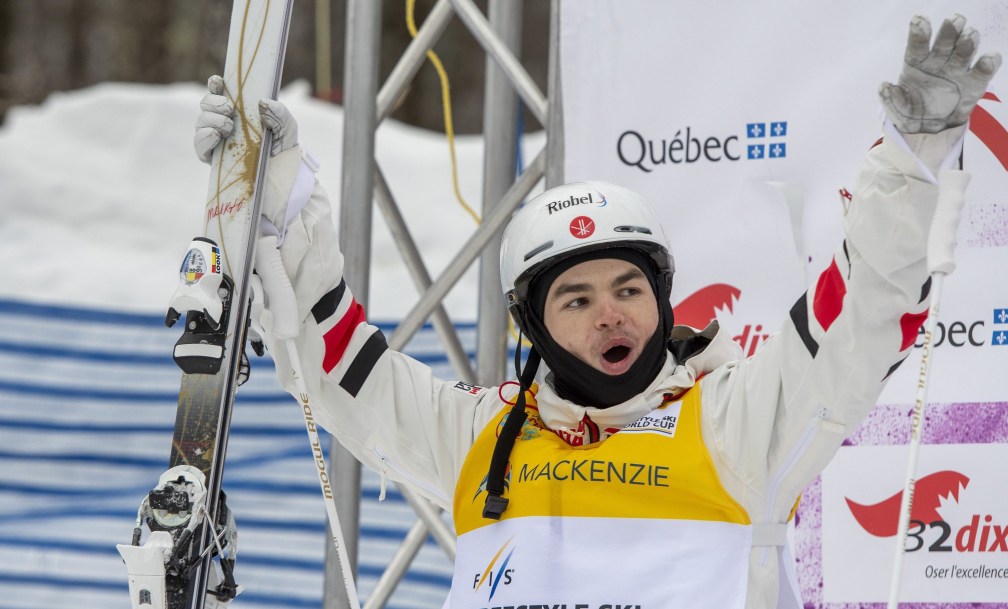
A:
[0, 298, 470, 609]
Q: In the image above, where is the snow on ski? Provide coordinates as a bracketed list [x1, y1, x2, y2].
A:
[117, 2, 294, 609]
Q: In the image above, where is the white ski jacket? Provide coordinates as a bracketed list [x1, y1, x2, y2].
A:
[257, 122, 968, 609]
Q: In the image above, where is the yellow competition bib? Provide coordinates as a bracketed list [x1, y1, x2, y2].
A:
[456, 384, 748, 532]
[448, 384, 753, 609]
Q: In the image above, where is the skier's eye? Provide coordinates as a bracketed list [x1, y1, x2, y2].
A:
[563, 297, 588, 310]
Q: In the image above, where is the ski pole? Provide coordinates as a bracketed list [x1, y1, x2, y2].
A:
[256, 235, 362, 609]
[887, 169, 970, 609]
[286, 343, 363, 609]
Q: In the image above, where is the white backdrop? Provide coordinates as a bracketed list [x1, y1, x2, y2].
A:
[560, 1, 1008, 606]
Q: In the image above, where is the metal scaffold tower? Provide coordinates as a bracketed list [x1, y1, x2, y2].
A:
[328, 0, 564, 606]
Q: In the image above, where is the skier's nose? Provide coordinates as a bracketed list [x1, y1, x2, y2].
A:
[595, 297, 624, 329]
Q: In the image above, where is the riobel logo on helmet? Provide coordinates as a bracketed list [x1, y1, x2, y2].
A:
[545, 191, 607, 214]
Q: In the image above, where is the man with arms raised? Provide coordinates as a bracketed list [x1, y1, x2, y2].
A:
[194, 14, 998, 608]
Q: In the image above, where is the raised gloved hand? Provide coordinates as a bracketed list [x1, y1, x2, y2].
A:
[193, 75, 300, 163]
[192, 75, 339, 336]
[880, 14, 1002, 134]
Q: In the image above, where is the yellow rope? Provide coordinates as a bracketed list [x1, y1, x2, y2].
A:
[508, 315, 533, 347]
[406, 1, 529, 349]
[405, 0, 481, 224]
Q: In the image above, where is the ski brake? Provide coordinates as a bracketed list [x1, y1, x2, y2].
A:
[117, 465, 241, 609]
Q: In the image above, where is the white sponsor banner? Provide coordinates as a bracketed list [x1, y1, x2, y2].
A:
[821, 444, 1008, 603]
[877, 246, 1008, 404]
[560, 0, 1008, 403]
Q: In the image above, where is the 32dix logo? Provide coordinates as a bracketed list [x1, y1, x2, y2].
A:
[845, 470, 1008, 553]
[672, 283, 740, 329]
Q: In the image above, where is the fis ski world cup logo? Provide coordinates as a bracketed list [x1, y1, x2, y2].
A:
[845, 470, 1008, 554]
[616, 120, 789, 172]
[472, 537, 516, 600]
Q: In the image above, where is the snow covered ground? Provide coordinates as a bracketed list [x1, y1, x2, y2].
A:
[0, 81, 543, 609]
[0, 79, 544, 316]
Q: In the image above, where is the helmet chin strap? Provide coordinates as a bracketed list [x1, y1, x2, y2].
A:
[482, 331, 541, 520]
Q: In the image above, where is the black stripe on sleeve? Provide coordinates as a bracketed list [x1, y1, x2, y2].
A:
[882, 355, 908, 382]
[919, 277, 932, 304]
[339, 330, 388, 398]
[312, 279, 347, 324]
[789, 292, 819, 358]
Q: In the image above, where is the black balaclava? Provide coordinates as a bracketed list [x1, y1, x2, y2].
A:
[521, 247, 674, 408]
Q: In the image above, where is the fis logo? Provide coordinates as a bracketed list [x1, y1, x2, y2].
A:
[846, 470, 1008, 553]
[472, 537, 516, 600]
[746, 121, 788, 160]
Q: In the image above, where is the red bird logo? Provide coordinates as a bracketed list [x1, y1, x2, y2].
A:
[845, 470, 969, 537]
[673, 283, 741, 329]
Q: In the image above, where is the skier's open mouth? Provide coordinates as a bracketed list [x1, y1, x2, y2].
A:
[603, 345, 631, 363]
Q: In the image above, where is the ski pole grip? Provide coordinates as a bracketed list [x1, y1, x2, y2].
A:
[927, 169, 970, 276]
[255, 235, 300, 339]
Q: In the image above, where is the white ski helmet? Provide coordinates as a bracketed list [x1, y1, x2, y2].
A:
[483, 182, 676, 520]
[500, 181, 674, 321]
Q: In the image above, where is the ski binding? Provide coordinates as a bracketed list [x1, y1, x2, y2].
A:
[165, 237, 234, 374]
[117, 465, 241, 609]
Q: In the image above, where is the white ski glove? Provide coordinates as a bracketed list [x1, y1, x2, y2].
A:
[193, 75, 313, 247]
[193, 75, 300, 163]
[193, 75, 341, 334]
[258, 98, 300, 158]
[880, 14, 1002, 134]
[194, 75, 234, 164]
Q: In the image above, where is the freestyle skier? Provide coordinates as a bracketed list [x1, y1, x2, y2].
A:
[193, 14, 999, 608]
